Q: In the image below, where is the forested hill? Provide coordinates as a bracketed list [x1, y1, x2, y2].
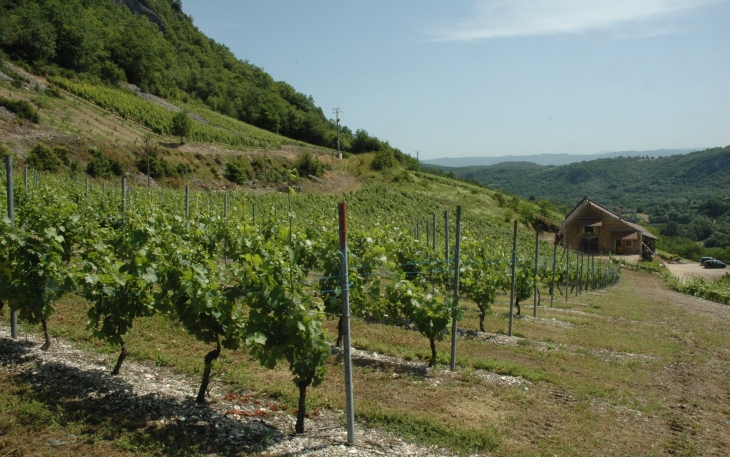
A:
[0, 0, 394, 154]
[438, 146, 730, 208]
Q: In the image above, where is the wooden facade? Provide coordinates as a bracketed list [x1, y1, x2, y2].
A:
[559, 197, 657, 255]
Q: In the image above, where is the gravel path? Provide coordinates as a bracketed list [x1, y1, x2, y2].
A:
[0, 327, 468, 456]
[664, 261, 728, 281]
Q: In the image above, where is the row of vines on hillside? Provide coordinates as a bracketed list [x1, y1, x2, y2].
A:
[0, 173, 621, 433]
[47, 77, 309, 149]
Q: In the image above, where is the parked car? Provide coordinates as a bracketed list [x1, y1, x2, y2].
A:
[700, 256, 715, 266]
[703, 259, 726, 269]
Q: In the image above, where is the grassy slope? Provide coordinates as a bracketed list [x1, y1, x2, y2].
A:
[0, 72, 334, 186]
[1, 70, 559, 226]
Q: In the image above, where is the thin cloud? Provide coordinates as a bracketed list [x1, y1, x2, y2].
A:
[432, 0, 725, 41]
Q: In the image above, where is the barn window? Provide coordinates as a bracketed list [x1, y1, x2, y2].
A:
[584, 226, 594, 234]
[625, 240, 633, 247]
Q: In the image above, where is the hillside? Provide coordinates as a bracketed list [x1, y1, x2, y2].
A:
[439, 146, 730, 209]
[0, 56, 561, 231]
[0, 0, 401, 156]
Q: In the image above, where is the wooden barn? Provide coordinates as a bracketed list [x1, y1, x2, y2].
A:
[559, 197, 657, 255]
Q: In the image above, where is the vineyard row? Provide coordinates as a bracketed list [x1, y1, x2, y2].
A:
[0, 166, 621, 434]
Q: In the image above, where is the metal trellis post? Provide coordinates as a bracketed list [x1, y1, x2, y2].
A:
[432, 213, 436, 251]
[550, 241, 557, 308]
[565, 239, 570, 302]
[444, 210, 449, 292]
[121, 177, 126, 225]
[185, 185, 190, 218]
[338, 203, 355, 445]
[224, 193, 228, 266]
[509, 220, 517, 336]
[533, 229, 539, 317]
[450, 206, 462, 371]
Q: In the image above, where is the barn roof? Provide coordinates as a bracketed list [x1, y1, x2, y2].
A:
[561, 197, 658, 240]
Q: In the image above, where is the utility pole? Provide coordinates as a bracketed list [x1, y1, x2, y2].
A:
[334, 108, 342, 160]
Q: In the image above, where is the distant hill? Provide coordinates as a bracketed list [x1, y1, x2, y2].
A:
[436, 146, 730, 209]
[422, 149, 696, 168]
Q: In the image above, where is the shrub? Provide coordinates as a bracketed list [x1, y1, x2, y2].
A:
[250, 154, 266, 177]
[0, 96, 39, 123]
[517, 201, 536, 224]
[136, 148, 181, 179]
[27, 144, 59, 172]
[657, 236, 704, 261]
[536, 199, 552, 218]
[249, 153, 291, 182]
[110, 159, 123, 176]
[391, 170, 413, 183]
[177, 162, 192, 176]
[503, 209, 514, 223]
[371, 149, 395, 170]
[44, 85, 62, 98]
[53, 146, 71, 166]
[86, 148, 122, 179]
[295, 150, 324, 177]
[0, 144, 11, 160]
[494, 192, 506, 208]
[225, 158, 251, 184]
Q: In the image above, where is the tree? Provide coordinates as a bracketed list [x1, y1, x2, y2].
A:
[0, 97, 39, 123]
[661, 221, 679, 237]
[0, 2, 57, 64]
[371, 149, 395, 171]
[225, 157, 251, 184]
[170, 110, 192, 144]
[688, 216, 713, 241]
[351, 129, 381, 153]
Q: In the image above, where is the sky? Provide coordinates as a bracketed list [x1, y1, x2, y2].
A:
[183, 0, 730, 160]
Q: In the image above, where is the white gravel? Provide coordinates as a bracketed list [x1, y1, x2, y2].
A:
[0, 327, 479, 456]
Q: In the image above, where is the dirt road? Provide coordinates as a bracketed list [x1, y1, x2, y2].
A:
[615, 254, 728, 282]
